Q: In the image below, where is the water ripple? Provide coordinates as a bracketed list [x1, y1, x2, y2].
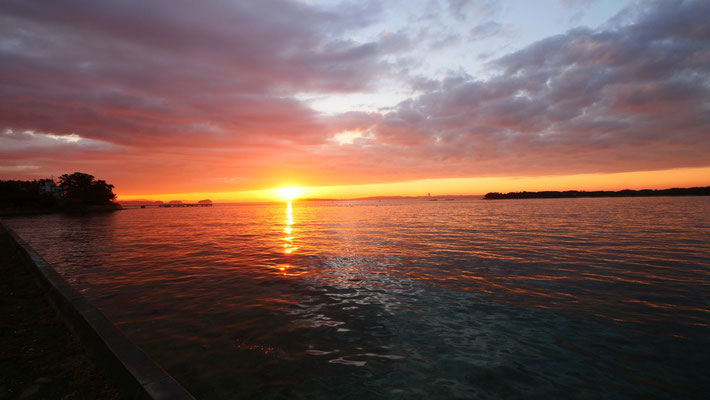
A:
[4, 197, 710, 399]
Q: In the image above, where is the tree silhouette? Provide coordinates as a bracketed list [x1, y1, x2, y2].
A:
[484, 187, 710, 199]
[58, 172, 116, 205]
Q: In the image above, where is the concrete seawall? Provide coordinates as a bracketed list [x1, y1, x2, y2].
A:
[0, 223, 195, 400]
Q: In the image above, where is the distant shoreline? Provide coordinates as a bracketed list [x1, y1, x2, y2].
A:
[14, 188, 707, 209]
[483, 186, 710, 200]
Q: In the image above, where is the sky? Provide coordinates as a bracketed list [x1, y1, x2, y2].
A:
[1, 0, 709, 201]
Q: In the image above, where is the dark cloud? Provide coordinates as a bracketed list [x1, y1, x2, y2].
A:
[0, 0, 408, 190]
[1, 0, 709, 192]
[0, 0, 392, 146]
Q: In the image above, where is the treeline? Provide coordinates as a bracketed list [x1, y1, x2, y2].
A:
[0, 179, 58, 209]
[484, 186, 710, 200]
[0, 172, 117, 213]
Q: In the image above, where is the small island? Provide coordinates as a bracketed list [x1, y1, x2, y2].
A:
[0, 172, 121, 216]
[484, 186, 710, 200]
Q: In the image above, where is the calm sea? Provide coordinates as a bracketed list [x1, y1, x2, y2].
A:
[4, 198, 710, 399]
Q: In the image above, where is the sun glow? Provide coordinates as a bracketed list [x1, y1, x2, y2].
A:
[117, 166, 710, 203]
[276, 186, 302, 201]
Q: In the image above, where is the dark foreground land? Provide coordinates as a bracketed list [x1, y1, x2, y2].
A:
[0, 172, 120, 217]
[0, 233, 121, 399]
[484, 186, 710, 200]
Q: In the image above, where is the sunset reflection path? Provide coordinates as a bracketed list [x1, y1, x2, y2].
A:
[279, 201, 303, 276]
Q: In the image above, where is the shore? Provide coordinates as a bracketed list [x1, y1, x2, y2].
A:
[484, 186, 710, 200]
[0, 231, 121, 399]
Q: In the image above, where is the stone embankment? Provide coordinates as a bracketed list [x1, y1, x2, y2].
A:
[0, 223, 194, 399]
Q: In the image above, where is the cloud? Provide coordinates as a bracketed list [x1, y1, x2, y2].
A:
[0, 0, 393, 147]
[321, 0, 710, 180]
[447, 0, 500, 21]
[558, 0, 596, 8]
[468, 21, 508, 41]
[1, 0, 709, 193]
[1, 129, 116, 150]
[0, 0, 404, 189]
[0, 165, 40, 172]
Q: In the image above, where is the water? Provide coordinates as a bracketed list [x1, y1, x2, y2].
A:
[4, 197, 709, 399]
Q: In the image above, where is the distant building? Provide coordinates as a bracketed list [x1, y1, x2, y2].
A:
[39, 179, 62, 198]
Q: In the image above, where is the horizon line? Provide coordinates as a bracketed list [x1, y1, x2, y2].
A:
[116, 185, 710, 204]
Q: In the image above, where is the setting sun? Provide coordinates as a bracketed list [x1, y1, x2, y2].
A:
[276, 186, 302, 201]
[2, 1, 709, 398]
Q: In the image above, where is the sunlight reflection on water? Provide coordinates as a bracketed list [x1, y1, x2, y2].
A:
[5, 197, 710, 399]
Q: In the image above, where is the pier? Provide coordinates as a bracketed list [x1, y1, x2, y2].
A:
[157, 203, 212, 208]
[120, 203, 214, 209]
